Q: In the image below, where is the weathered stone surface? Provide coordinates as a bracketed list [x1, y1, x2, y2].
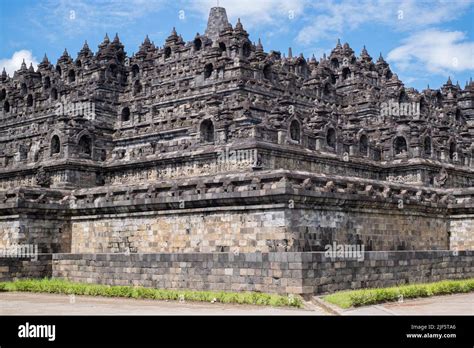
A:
[49, 251, 473, 295]
[449, 215, 474, 251]
[0, 255, 52, 282]
[0, 6, 472, 255]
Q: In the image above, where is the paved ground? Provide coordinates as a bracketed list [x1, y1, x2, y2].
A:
[0, 292, 329, 315]
[1, 292, 471, 316]
[340, 292, 474, 316]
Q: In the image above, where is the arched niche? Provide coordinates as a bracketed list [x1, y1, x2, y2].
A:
[78, 134, 92, 156]
[424, 136, 432, 156]
[121, 107, 130, 122]
[289, 120, 301, 143]
[131, 64, 140, 78]
[394, 136, 407, 155]
[200, 119, 214, 143]
[326, 128, 336, 149]
[359, 134, 368, 156]
[51, 135, 61, 155]
[194, 38, 202, 51]
[68, 69, 76, 83]
[204, 63, 213, 79]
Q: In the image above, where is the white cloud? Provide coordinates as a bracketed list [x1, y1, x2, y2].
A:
[395, 0, 471, 27]
[0, 50, 39, 76]
[30, 0, 167, 40]
[187, 0, 308, 28]
[387, 29, 474, 75]
[296, 0, 472, 45]
[297, 1, 390, 44]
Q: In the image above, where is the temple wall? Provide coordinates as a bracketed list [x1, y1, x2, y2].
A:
[50, 169, 98, 189]
[0, 207, 465, 255]
[69, 206, 449, 254]
[70, 208, 289, 253]
[288, 208, 449, 251]
[0, 171, 470, 255]
[0, 144, 471, 190]
[0, 255, 52, 282]
[1, 250, 471, 295]
[0, 215, 71, 253]
[51, 251, 473, 296]
[449, 214, 474, 251]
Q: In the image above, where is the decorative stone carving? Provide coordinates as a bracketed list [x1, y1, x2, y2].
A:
[434, 168, 448, 188]
[0, 5, 472, 257]
[35, 167, 51, 188]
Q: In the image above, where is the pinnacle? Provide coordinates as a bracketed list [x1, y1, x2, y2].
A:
[361, 45, 369, 56]
[205, 6, 231, 41]
[256, 38, 263, 52]
[235, 18, 243, 30]
[377, 52, 386, 64]
[81, 41, 91, 53]
[102, 33, 110, 45]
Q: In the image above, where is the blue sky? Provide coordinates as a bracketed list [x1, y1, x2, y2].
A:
[1, 0, 473, 91]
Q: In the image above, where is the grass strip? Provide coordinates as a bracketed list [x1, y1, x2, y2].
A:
[323, 278, 474, 309]
[0, 278, 303, 308]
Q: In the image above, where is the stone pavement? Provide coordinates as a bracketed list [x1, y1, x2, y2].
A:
[0, 292, 330, 316]
[1, 292, 471, 316]
[340, 293, 474, 315]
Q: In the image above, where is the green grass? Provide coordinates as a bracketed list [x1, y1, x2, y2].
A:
[0, 278, 303, 308]
[323, 278, 474, 309]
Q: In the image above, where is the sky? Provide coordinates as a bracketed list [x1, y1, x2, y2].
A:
[0, 0, 473, 91]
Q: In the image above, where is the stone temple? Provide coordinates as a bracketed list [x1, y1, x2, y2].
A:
[0, 7, 472, 295]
